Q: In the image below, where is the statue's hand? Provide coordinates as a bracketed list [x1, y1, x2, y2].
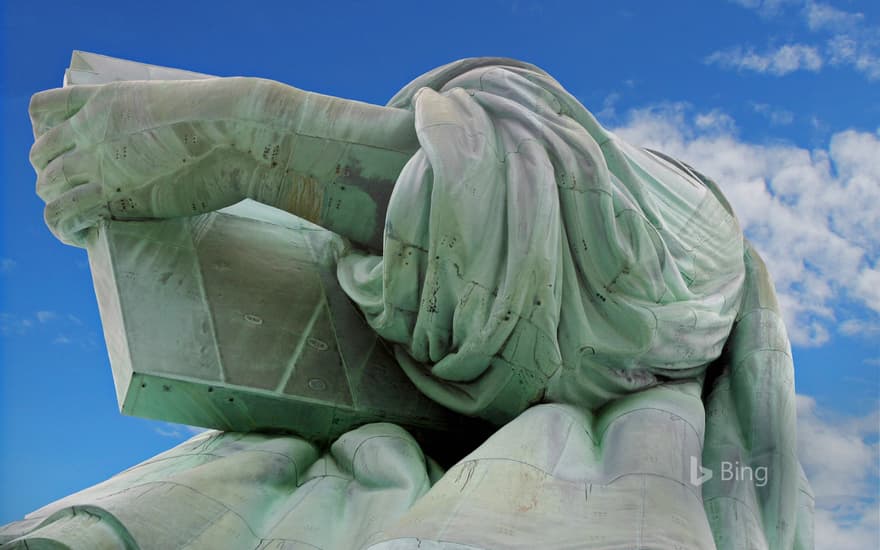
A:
[29, 78, 304, 246]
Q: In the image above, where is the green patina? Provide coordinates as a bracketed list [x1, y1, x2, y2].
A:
[0, 52, 813, 550]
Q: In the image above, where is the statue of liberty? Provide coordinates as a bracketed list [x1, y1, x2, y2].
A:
[1, 54, 813, 549]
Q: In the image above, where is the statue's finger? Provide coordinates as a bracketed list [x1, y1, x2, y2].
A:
[29, 88, 69, 135]
[29, 86, 96, 137]
[44, 182, 109, 247]
[37, 151, 95, 203]
[30, 122, 76, 170]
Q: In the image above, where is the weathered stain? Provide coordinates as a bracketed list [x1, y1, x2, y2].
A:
[284, 173, 324, 225]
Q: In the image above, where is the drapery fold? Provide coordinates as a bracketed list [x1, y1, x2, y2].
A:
[337, 58, 811, 547]
[338, 59, 745, 422]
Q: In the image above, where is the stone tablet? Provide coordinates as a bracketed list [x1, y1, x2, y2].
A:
[71, 52, 477, 443]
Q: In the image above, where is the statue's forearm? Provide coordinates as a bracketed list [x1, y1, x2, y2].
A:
[30, 77, 420, 250]
[242, 81, 420, 251]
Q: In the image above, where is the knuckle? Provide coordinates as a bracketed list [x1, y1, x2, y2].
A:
[29, 88, 64, 120]
[43, 201, 61, 226]
[28, 95, 40, 123]
[28, 90, 50, 116]
[29, 140, 43, 167]
[35, 171, 47, 196]
[35, 165, 57, 201]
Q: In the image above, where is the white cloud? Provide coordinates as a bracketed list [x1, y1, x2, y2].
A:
[827, 35, 880, 81]
[154, 422, 208, 439]
[1, 311, 94, 345]
[706, 43, 823, 75]
[814, 506, 880, 550]
[154, 426, 183, 438]
[796, 395, 880, 550]
[838, 319, 880, 338]
[805, 2, 864, 32]
[36, 310, 58, 323]
[0, 313, 34, 336]
[694, 109, 738, 134]
[751, 102, 795, 125]
[797, 395, 879, 497]
[827, 133, 880, 259]
[612, 105, 880, 346]
[597, 92, 620, 122]
[730, 0, 799, 17]
[721, 1, 880, 81]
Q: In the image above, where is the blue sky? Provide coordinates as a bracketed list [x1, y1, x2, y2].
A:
[1, 1, 878, 547]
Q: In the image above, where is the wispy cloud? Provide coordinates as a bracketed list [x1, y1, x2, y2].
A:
[805, 2, 864, 32]
[154, 422, 209, 439]
[0, 314, 34, 336]
[1, 311, 94, 348]
[0, 258, 15, 273]
[612, 105, 880, 346]
[751, 102, 795, 125]
[154, 426, 183, 438]
[827, 35, 880, 81]
[719, 1, 880, 80]
[597, 92, 621, 122]
[839, 319, 880, 338]
[730, 0, 800, 18]
[36, 310, 58, 323]
[797, 394, 880, 549]
[705, 43, 823, 75]
[693, 109, 738, 133]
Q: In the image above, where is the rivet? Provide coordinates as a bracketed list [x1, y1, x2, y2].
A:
[244, 314, 263, 325]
